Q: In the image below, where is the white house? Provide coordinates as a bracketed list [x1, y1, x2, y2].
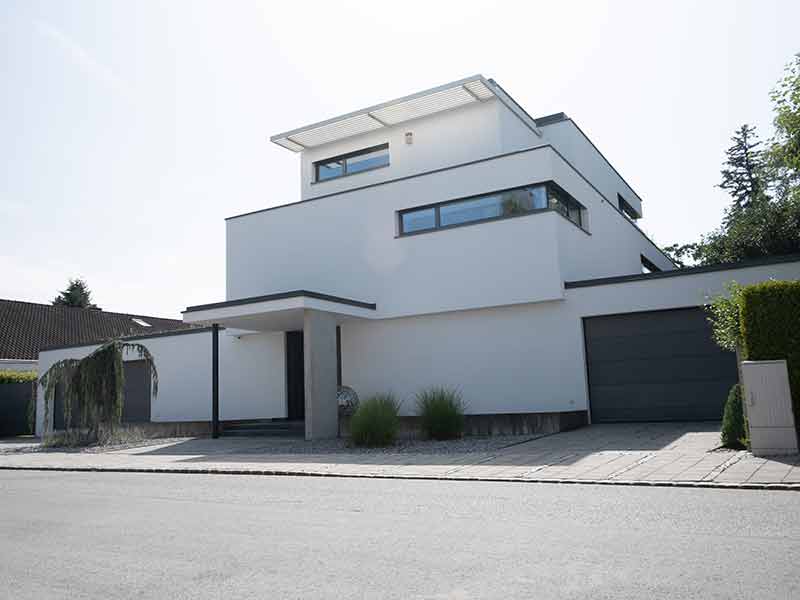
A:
[37, 75, 800, 439]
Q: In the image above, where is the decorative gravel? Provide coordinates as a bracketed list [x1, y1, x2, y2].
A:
[1, 437, 191, 455]
[233, 434, 547, 455]
[3, 434, 549, 456]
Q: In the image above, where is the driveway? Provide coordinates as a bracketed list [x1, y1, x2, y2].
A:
[1, 423, 798, 488]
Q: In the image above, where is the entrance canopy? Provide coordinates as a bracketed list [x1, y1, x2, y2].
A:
[182, 290, 376, 332]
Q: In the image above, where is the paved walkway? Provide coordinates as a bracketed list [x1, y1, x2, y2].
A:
[2, 423, 799, 489]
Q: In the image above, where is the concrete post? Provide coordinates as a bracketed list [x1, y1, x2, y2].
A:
[303, 310, 338, 440]
[211, 323, 220, 439]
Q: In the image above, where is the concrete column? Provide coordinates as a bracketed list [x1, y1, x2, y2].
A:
[303, 309, 338, 440]
[211, 323, 220, 439]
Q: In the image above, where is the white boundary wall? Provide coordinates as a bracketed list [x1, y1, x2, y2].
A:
[0, 359, 38, 372]
[35, 330, 286, 436]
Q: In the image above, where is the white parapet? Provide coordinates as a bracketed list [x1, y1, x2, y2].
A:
[741, 360, 798, 456]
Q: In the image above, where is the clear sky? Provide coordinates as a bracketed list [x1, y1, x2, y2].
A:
[1, 0, 798, 317]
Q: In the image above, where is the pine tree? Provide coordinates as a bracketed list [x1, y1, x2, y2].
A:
[718, 124, 769, 217]
[53, 278, 99, 309]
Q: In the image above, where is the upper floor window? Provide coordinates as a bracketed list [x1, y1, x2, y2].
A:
[314, 144, 389, 182]
[618, 193, 639, 220]
[398, 182, 584, 236]
[640, 255, 662, 274]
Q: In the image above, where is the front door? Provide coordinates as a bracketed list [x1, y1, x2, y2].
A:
[285, 331, 305, 420]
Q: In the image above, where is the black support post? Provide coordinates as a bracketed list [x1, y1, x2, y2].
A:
[211, 323, 220, 439]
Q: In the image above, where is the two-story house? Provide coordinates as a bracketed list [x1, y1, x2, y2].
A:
[36, 76, 800, 439]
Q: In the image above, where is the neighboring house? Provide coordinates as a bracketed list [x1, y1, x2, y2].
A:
[1, 299, 188, 372]
[36, 76, 800, 439]
[1, 299, 188, 435]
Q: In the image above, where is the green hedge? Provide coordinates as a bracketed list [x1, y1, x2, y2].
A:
[0, 370, 37, 384]
[740, 280, 800, 433]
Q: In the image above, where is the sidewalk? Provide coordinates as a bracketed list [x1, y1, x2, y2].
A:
[2, 424, 799, 490]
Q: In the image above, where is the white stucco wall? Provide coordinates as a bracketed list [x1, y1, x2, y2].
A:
[299, 98, 540, 201]
[219, 331, 286, 421]
[0, 359, 38, 372]
[342, 260, 800, 418]
[229, 141, 673, 316]
[552, 161, 674, 281]
[228, 147, 567, 318]
[341, 300, 584, 416]
[35, 330, 286, 435]
[540, 119, 644, 218]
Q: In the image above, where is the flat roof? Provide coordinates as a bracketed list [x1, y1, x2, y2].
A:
[270, 75, 541, 152]
[184, 290, 377, 313]
[564, 254, 800, 289]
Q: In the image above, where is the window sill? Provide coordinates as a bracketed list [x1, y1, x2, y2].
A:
[311, 163, 390, 185]
[395, 208, 591, 239]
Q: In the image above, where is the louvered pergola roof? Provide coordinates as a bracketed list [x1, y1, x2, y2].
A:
[270, 75, 539, 152]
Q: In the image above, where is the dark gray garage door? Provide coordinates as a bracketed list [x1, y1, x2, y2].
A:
[584, 307, 737, 422]
[53, 361, 151, 429]
[122, 360, 151, 423]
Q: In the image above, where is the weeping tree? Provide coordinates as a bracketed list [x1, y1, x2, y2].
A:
[39, 340, 158, 443]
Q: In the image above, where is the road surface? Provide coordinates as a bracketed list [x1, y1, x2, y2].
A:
[1, 471, 798, 599]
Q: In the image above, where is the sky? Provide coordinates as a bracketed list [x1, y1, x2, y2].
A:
[1, 0, 798, 318]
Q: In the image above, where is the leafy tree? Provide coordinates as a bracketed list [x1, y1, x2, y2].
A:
[694, 194, 800, 264]
[769, 53, 800, 202]
[53, 278, 98, 309]
[663, 55, 800, 267]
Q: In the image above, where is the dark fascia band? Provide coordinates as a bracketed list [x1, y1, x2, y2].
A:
[183, 290, 377, 313]
[565, 254, 800, 289]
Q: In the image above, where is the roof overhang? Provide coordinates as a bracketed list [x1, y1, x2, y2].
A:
[182, 290, 377, 332]
[270, 75, 541, 152]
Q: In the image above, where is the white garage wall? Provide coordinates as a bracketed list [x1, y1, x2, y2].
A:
[35, 329, 286, 435]
[342, 259, 800, 419]
[342, 300, 585, 416]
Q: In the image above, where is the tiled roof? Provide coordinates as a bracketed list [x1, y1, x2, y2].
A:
[0, 299, 190, 360]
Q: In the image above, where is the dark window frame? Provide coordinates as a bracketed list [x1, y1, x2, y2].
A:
[398, 181, 585, 236]
[617, 193, 639, 221]
[640, 255, 662, 274]
[313, 143, 390, 183]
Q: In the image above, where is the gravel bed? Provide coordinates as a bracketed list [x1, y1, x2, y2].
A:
[1, 437, 192, 455]
[233, 434, 547, 455]
[2, 434, 548, 456]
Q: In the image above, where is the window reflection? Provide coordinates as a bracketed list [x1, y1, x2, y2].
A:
[398, 182, 584, 235]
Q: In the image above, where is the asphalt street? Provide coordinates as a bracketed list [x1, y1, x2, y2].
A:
[1, 471, 798, 599]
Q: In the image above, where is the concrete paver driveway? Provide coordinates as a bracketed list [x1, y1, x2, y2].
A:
[1, 423, 798, 488]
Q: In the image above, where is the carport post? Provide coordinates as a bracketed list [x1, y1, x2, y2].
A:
[211, 323, 220, 439]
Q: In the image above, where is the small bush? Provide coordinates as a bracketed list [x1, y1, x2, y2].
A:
[416, 386, 465, 440]
[0, 370, 37, 384]
[349, 394, 400, 447]
[721, 384, 748, 449]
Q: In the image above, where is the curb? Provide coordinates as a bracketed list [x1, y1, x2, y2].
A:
[1, 465, 798, 491]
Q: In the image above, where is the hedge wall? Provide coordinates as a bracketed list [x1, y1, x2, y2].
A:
[0, 370, 37, 384]
[740, 280, 800, 432]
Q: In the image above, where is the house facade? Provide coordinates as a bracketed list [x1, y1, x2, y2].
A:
[36, 76, 800, 439]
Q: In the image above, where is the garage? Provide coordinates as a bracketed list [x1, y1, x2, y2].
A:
[583, 307, 737, 422]
[53, 360, 151, 429]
